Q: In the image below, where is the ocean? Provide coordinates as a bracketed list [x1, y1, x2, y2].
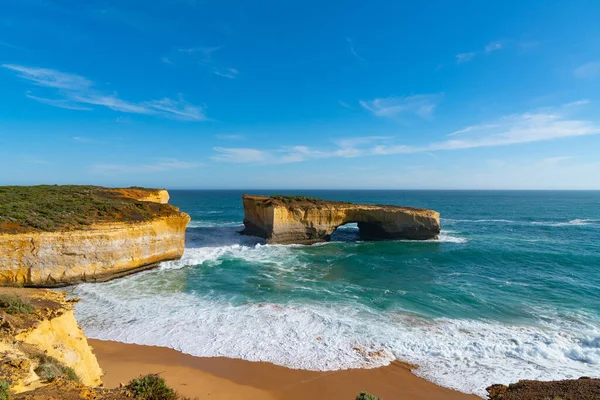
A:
[70, 190, 600, 396]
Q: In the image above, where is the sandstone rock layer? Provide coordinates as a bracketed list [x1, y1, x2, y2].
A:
[241, 195, 441, 244]
[0, 288, 102, 392]
[0, 188, 189, 287]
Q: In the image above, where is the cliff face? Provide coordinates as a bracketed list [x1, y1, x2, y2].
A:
[0, 288, 102, 393]
[0, 214, 189, 287]
[0, 188, 189, 287]
[241, 195, 441, 244]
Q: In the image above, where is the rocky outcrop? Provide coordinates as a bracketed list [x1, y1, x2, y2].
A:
[241, 195, 441, 244]
[486, 377, 600, 400]
[113, 188, 170, 204]
[0, 188, 189, 287]
[0, 288, 102, 394]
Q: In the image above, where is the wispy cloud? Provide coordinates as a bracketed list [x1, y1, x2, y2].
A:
[213, 101, 599, 163]
[215, 134, 245, 140]
[0, 41, 27, 52]
[178, 46, 239, 79]
[338, 100, 353, 109]
[72, 136, 94, 143]
[456, 40, 505, 64]
[574, 62, 600, 79]
[484, 41, 504, 53]
[2, 64, 206, 120]
[26, 92, 93, 110]
[360, 94, 442, 118]
[92, 158, 200, 174]
[456, 52, 476, 64]
[212, 147, 269, 163]
[161, 57, 173, 65]
[3, 64, 93, 90]
[346, 38, 365, 63]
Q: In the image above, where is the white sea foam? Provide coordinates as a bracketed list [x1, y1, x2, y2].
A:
[433, 231, 468, 243]
[443, 219, 517, 224]
[72, 276, 600, 397]
[68, 220, 596, 396]
[444, 218, 599, 227]
[532, 219, 598, 227]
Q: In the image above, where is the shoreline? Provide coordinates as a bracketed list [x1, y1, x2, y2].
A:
[89, 339, 480, 400]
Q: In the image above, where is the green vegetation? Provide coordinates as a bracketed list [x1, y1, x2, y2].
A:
[0, 294, 35, 314]
[257, 194, 351, 207]
[0, 185, 175, 233]
[356, 392, 382, 400]
[0, 380, 9, 400]
[125, 374, 197, 400]
[126, 374, 177, 400]
[33, 354, 79, 382]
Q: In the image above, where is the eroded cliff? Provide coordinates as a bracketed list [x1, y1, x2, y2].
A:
[0, 288, 102, 394]
[0, 186, 189, 287]
[241, 195, 441, 244]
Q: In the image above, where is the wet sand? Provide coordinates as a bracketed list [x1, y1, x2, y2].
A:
[90, 339, 480, 400]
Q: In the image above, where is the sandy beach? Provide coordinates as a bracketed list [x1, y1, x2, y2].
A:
[90, 339, 479, 400]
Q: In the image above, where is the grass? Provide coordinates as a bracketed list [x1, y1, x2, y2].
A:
[0, 185, 176, 233]
[33, 354, 79, 382]
[0, 294, 35, 314]
[0, 381, 9, 400]
[356, 392, 382, 400]
[251, 194, 352, 207]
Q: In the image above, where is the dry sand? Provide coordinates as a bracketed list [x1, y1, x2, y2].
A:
[90, 339, 480, 400]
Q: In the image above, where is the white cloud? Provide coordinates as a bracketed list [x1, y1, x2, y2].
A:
[369, 104, 600, 154]
[72, 136, 94, 143]
[216, 134, 245, 140]
[484, 41, 503, 53]
[456, 52, 476, 64]
[456, 40, 504, 65]
[3, 64, 92, 90]
[2, 64, 206, 121]
[333, 136, 392, 148]
[212, 147, 269, 163]
[212, 101, 599, 164]
[540, 156, 572, 165]
[346, 38, 365, 63]
[178, 46, 239, 79]
[92, 159, 199, 174]
[161, 57, 173, 65]
[26, 92, 93, 110]
[574, 62, 600, 79]
[360, 94, 442, 118]
[338, 100, 353, 109]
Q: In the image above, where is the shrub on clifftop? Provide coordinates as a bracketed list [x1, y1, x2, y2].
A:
[0, 380, 9, 400]
[0, 294, 34, 315]
[33, 354, 79, 382]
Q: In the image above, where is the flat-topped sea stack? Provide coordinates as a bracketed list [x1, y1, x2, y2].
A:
[0, 185, 190, 287]
[241, 194, 441, 244]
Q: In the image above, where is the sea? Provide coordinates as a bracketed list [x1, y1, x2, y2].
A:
[70, 190, 600, 397]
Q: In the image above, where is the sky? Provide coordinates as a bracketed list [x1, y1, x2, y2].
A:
[1, 0, 600, 189]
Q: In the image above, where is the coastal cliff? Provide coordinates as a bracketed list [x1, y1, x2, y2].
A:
[241, 194, 441, 244]
[0, 288, 102, 393]
[0, 186, 190, 287]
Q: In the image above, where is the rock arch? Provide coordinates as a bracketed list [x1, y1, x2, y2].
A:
[240, 195, 441, 245]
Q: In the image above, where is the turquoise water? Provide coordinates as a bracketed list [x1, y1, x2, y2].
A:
[71, 190, 600, 396]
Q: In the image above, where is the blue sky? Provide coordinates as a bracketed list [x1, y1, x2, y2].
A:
[1, 0, 599, 189]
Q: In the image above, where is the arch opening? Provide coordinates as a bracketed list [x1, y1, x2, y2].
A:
[329, 222, 360, 242]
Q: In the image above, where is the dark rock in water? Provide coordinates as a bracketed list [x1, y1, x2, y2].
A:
[486, 378, 600, 400]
